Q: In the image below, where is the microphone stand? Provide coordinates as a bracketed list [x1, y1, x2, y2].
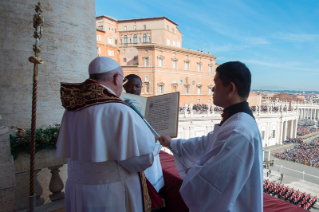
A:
[124, 99, 188, 169]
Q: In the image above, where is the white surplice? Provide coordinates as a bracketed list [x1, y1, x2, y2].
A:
[171, 112, 263, 212]
[144, 143, 164, 192]
[56, 86, 156, 212]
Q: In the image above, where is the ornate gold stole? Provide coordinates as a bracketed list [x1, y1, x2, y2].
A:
[60, 79, 126, 111]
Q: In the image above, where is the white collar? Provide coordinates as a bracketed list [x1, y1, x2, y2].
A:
[99, 84, 116, 96]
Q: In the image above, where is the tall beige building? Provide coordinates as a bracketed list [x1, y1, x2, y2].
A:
[96, 15, 218, 105]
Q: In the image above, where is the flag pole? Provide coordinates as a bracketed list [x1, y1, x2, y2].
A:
[28, 2, 44, 212]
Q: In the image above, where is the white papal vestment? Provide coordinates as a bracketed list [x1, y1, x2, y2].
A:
[56, 87, 156, 212]
[144, 143, 164, 192]
[171, 112, 263, 212]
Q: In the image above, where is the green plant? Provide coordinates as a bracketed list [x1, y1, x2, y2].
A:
[10, 125, 60, 160]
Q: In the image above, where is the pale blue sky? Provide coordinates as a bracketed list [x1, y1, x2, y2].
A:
[95, 0, 319, 91]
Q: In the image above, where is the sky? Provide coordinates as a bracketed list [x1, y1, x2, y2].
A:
[95, 0, 319, 91]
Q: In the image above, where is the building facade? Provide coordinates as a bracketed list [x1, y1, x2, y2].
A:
[95, 15, 218, 105]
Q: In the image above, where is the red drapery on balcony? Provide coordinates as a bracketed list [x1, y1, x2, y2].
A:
[159, 151, 307, 212]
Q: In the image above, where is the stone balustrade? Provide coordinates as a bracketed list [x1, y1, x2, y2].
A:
[14, 147, 67, 210]
[0, 129, 67, 211]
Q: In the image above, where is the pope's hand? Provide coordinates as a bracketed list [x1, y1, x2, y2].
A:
[159, 135, 171, 147]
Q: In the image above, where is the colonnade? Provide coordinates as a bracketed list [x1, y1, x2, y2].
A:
[298, 107, 319, 120]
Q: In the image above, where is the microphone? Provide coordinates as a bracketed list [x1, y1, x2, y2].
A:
[124, 99, 144, 119]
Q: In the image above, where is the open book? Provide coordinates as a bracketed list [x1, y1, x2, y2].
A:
[120, 92, 180, 138]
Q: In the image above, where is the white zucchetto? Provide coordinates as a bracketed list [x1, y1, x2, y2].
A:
[88, 57, 120, 74]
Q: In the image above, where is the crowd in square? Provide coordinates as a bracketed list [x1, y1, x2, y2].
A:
[275, 138, 319, 167]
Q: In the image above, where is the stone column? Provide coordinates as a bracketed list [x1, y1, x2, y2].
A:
[290, 120, 294, 138]
[283, 121, 288, 141]
[279, 119, 284, 144]
[266, 122, 270, 146]
[0, 0, 96, 128]
[310, 108, 313, 120]
[294, 119, 298, 138]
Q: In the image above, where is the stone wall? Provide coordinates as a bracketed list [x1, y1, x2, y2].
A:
[0, 131, 16, 211]
[0, 0, 96, 128]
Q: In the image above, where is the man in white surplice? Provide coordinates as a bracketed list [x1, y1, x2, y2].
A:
[160, 61, 263, 212]
[56, 57, 156, 212]
[123, 74, 164, 192]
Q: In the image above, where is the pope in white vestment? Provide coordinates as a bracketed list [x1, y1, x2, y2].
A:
[56, 57, 157, 212]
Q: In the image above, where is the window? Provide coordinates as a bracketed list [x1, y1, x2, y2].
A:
[273, 130, 275, 138]
[124, 35, 127, 44]
[123, 58, 126, 62]
[108, 38, 113, 44]
[143, 25, 146, 30]
[173, 41, 176, 46]
[173, 53, 176, 56]
[172, 28, 174, 33]
[158, 85, 163, 94]
[133, 34, 137, 43]
[209, 88, 212, 94]
[145, 84, 149, 93]
[167, 25, 169, 31]
[96, 34, 100, 41]
[192, 80, 195, 85]
[145, 76, 149, 81]
[209, 99, 211, 103]
[197, 64, 201, 71]
[186, 55, 188, 58]
[185, 62, 189, 70]
[159, 51, 162, 54]
[198, 57, 201, 61]
[198, 99, 200, 103]
[262, 131, 265, 140]
[209, 66, 212, 73]
[115, 39, 117, 44]
[108, 50, 114, 56]
[172, 61, 177, 69]
[145, 50, 148, 53]
[179, 79, 183, 85]
[129, 39, 131, 43]
[144, 58, 149, 66]
[197, 87, 201, 94]
[134, 25, 136, 30]
[143, 34, 147, 43]
[185, 86, 189, 94]
[210, 59, 212, 62]
[97, 47, 101, 54]
[149, 38, 151, 43]
[167, 39, 170, 45]
[158, 59, 163, 67]
[124, 26, 127, 31]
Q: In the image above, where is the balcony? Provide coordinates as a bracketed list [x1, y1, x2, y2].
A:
[119, 42, 151, 47]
